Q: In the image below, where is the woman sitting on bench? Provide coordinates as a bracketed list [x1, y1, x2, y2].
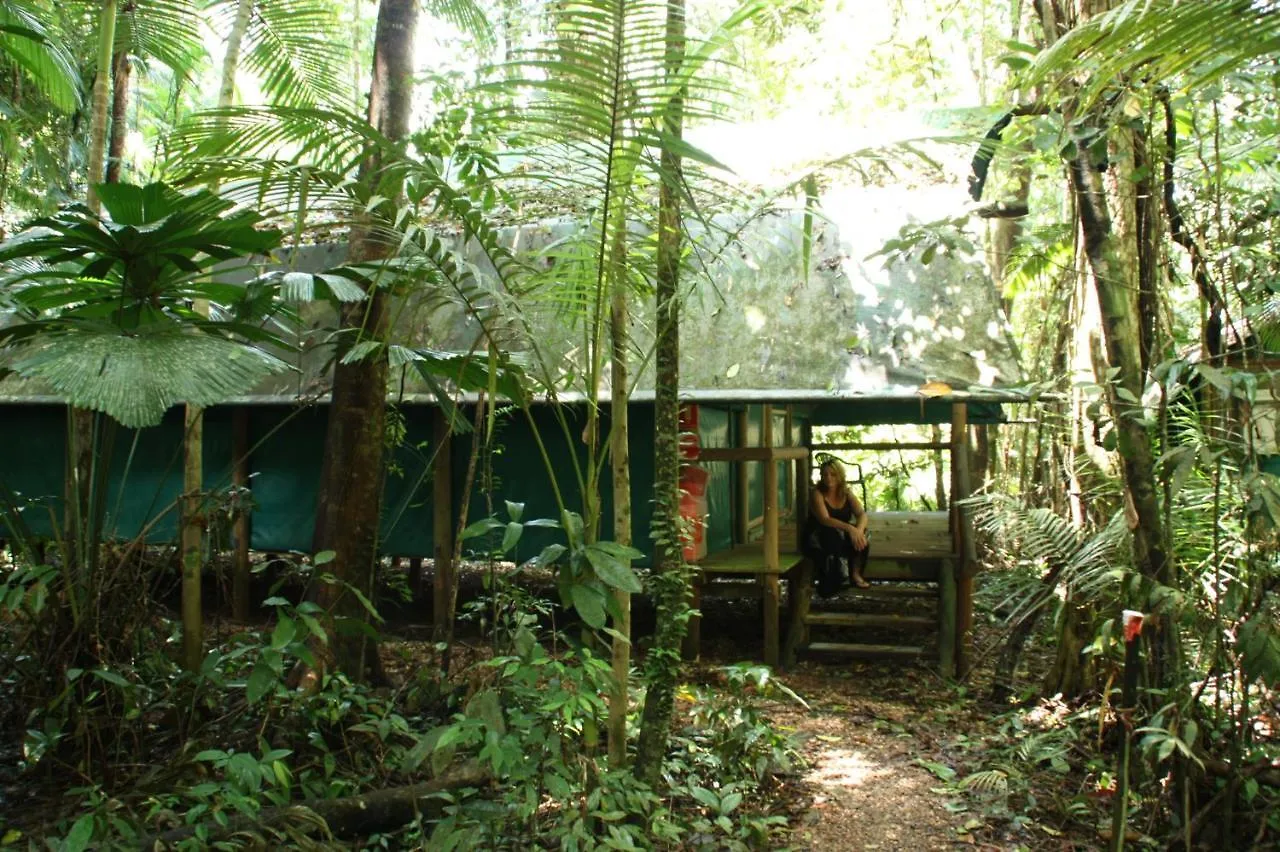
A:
[806, 458, 870, 594]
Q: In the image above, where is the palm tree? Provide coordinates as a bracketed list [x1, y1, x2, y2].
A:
[0, 182, 289, 674]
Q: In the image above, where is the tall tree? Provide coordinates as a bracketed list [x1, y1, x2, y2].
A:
[633, 0, 686, 785]
[1032, 0, 1176, 684]
[312, 0, 417, 682]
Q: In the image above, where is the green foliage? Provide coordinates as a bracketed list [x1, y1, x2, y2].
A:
[0, 182, 292, 426]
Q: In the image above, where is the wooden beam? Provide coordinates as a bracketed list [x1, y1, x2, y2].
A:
[950, 402, 974, 676]
[432, 410, 454, 631]
[698, 446, 810, 462]
[231, 406, 251, 622]
[782, 558, 813, 670]
[761, 404, 779, 667]
[734, 408, 749, 545]
[938, 557, 957, 678]
[812, 441, 950, 452]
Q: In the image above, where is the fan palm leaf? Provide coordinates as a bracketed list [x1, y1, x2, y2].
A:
[7, 325, 289, 427]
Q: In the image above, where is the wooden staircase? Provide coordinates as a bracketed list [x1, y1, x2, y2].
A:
[782, 511, 958, 674]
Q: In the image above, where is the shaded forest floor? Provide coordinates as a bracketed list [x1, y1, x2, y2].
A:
[386, 561, 1114, 851]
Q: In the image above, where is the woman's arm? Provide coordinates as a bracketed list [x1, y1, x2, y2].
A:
[847, 488, 868, 549]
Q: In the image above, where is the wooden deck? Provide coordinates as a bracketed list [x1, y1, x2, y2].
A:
[687, 511, 960, 671]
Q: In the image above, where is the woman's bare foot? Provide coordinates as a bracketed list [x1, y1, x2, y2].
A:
[852, 575, 870, 589]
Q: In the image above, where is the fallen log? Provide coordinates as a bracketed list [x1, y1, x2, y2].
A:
[145, 763, 489, 848]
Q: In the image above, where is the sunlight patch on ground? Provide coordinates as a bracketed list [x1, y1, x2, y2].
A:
[807, 746, 890, 788]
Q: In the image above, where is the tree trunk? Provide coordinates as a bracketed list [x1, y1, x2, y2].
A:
[105, 49, 129, 184]
[63, 0, 117, 651]
[313, 0, 417, 682]
[608, 237, 632, 768]
[1067, 145, 1175, 684]
[634, 0, 686, 786]
[219, 0, 254, 110]
[1038, 0, 1177, 690]
[179, 0, 257, 671]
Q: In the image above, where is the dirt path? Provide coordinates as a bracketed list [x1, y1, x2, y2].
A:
[764, 662, 971, 851]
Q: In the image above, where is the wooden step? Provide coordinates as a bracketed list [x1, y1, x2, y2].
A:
[806, 642, 926, 658]
[864, 558, 943, 582]
[804, 612, 936, 631]
[699, 580, 760, 599]
[839, 585, 939, 599]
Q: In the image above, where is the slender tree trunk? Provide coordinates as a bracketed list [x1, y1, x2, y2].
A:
[312, 0, 417, 682]
[608, 231, 632, 768]
[219, 0, 254, 110]
[64, 0, 117, 647]
[178, 0, 257, 671]
[85, 0, 116, 215]
[634, 0, 686, 786]
[105, 48, 129, 184]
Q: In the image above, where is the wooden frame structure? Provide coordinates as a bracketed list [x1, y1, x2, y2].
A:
[684, 400, 979, 676]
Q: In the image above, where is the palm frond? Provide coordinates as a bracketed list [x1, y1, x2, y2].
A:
[422, 0, 494, 51]
[115, 0, 205, 84]
[0, 0, 81, 112]
[1026, 0, 1280, 105]
[236, 0, 354, 108]
[7, 325, 290, 427]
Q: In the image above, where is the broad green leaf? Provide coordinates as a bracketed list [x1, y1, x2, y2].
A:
[583, 544, 643, 593]
[570, 583, 607, 629]
[62, 815, 94, 852]
[501, 521, 523, 553]
[464, 688, 506, 735]
[461, 517, 504, 540]
[271, 615, 297, 651]
[246, 661, 277, 704]
[1239, 615, 1280, 686]
[91, 669, 128, 687]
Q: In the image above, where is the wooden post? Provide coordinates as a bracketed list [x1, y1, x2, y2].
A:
[938, 556, 957, 678]
[231, 406, 252, 622]
[682, 572, 702, 660]
[782, 558, 813, 670]
[432, 410, 454, 630]
[794, 456, 808, 553]
[761, 404, 779, 668]
[950, 403, 974, 676]
[783, 407, 793, 513]
[734, 407, 750, 545]
[932, 424, 947, 511]
[408, 556, 424, 602]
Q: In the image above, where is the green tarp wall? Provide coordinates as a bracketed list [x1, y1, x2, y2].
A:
[1, 399, 988, 559]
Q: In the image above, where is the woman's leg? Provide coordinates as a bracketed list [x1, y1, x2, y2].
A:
[849, 539, 870, 588]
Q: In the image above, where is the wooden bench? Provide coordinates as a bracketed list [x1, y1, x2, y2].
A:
[781, 510, 958, 673]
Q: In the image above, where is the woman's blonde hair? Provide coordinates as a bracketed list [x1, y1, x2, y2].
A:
[817, 457, 846, 489]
